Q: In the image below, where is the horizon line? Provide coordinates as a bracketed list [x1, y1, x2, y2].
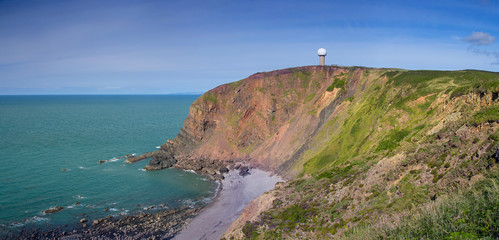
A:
[0, 92, 205, 96]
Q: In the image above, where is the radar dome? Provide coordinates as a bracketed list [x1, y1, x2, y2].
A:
[317, 48, 327, 56]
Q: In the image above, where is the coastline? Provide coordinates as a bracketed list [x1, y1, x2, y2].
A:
[4, 167, 281, 239]
[174, 168, 282, 240]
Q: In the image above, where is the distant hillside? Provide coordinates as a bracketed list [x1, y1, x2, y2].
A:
[135, 66, 499, 239]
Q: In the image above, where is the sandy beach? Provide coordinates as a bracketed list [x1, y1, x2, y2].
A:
[173, 168, 282, 240]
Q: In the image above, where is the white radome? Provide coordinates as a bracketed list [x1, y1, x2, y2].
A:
[317, 48, 327, 56]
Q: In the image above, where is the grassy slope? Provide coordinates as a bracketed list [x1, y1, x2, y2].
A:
[223, 68, 499, 239]
[340, 169, 499, 240]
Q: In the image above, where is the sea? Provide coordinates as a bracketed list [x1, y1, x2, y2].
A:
[0, 95, 217, 234]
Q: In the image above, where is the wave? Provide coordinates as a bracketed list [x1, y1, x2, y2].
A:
[201, 197, 212, 204]
[181, 199, 195, 208]
[120, 210, 129, 215]
[74, 195, 86, 199]
[155, 146, 161, 149]
[11, 216, 49, 228]
[107, 157, 120, 162]
[183, 169, 196, 174]
[66, 201, 83, 209]
[110, 209, 129, 217]
[138, 168, 146, 172]
[28, 216, 48, 223]
[98, 153, 136, 164]
[142, 205, 154, 210]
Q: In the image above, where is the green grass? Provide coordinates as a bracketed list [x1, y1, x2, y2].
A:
[229, 68, 499, 240]
[304, 80, 387, 173]
[383, 171, 499, 239]
[388, 70, 451, 86]
[390, 174, 428, 211]
[340, 170, 499, 240]
[376, 129, 411, 152]
[471, 105, 499, 125]
[315, 165, 353, 182]
[203, 91, 218, 104]
[293, 70, 312, 88]
[242, 221, 260, 239]
[327, 77, 346, 91]
[305, 93, 316, 103]
[258, 203, 319, 234]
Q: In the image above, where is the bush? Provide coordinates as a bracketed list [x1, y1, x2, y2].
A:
[383, 171, 499, 239]
[327, 77, 346, 91]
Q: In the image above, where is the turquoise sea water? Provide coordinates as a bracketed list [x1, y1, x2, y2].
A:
[0, 95, 216, 233]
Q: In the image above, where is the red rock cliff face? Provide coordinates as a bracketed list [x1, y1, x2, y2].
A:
[145, 66, 366, 177]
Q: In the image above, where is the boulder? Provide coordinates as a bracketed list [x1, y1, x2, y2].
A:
[44, 206, 63, 214]
[239, 166, 251, 177]
[213, 174, 224, 180]
[219, 167, 229, 173]
[143, 151, 177, 170]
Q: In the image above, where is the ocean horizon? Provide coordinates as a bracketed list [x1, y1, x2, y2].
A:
[0, 94, 217, 234]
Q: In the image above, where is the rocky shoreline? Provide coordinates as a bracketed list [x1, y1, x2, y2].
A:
[4, 164, 230, 240]
[5, 206, 202, 240]
[3, 166, 280, 240]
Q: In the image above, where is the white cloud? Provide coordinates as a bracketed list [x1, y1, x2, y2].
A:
[462, 31, 496, 45]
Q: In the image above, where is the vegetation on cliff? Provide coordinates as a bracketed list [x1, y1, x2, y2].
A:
[136, 64, 497, 239]
[210, 66, 499, 239]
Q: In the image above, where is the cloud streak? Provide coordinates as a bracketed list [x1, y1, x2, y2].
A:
[462, 31, 496, 45]
[461, 31, 499, 65]
[471, 48, 499, 65]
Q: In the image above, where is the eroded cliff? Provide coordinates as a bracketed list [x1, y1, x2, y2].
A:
[131, 66, 366, 178]
[129, 66, 499, 239]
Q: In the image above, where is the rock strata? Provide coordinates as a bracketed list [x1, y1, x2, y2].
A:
[125, 66, 358, 179]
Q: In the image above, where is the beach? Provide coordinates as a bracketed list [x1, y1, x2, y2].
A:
[174, 168, 282, 240]
[6, 168, 282, 239]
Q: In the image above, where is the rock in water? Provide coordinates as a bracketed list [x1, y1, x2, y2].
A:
[44, 206, 63, 213]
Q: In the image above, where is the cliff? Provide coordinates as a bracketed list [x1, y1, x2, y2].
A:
[130, 66, 499, 239]
[130, 66, 366, 178]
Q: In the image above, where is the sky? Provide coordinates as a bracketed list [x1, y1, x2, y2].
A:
[0, 0, 498, 95]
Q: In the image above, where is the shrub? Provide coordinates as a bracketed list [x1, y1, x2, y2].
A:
[384, 171, 499, 239]
[327, 77, 346, 91]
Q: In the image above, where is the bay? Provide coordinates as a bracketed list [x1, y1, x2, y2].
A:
[0, 95, 216, 232]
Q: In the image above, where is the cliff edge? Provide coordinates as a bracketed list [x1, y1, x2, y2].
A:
[130, 66, 364, 178]
[129, 65, 499, 239]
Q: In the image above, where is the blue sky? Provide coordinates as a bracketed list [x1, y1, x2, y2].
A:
[0, 0, 498, 95]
